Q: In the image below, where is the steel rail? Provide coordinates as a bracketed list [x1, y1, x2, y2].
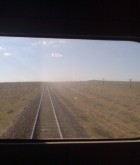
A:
[30, 88, 45, 139]
[47, 86, 63, 139]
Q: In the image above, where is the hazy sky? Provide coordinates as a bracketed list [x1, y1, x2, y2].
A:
[0, 37, 140, 82]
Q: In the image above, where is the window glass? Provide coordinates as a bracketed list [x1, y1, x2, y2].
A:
[0, 37, 140, 139]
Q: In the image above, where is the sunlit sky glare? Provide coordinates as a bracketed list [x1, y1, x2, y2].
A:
[0, 36, 140, 82]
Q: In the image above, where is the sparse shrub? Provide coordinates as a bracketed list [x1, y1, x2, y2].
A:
[7, 110, 14, 114]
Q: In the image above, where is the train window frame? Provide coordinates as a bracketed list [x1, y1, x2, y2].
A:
[0, 2, 139, 165]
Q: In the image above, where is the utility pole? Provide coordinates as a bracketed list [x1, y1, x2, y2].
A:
[129, 79, 132, 89]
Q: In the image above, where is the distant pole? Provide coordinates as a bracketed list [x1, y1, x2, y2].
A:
[129, 79, 132, 89]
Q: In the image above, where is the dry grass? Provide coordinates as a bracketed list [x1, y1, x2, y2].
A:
[0, 82, 41, 136]
[49, 81, 140, 139]
[1, 81, 140, 139]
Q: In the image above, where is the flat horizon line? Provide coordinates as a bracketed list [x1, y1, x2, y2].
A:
[0, 80, 140, 83]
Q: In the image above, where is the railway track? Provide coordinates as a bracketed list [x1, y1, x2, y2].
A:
[3, 83, 87, 139]
[31, 86, 63, 139]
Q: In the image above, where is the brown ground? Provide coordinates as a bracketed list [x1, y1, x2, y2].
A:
[0, 82, 42, 138]
[0, 81, 140, 139]
[47, 81, 140, 139]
